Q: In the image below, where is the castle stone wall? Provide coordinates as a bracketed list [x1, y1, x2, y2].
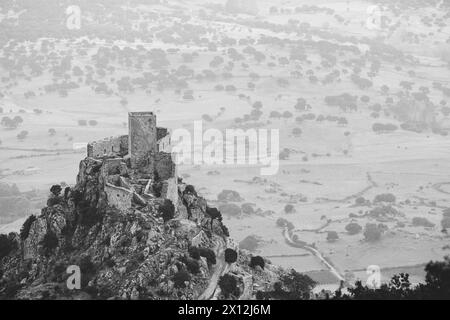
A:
[154, 152, 176, 180]
[104, 183, 133, 212]
[129, 112, 157, 169]
[87, 135, 128, 158]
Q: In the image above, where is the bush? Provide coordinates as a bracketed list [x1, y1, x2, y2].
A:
[20, 215, 36, 240]
[364, 223, 382, 242]
[188, 246, 201, 260]
[41, 231, 58, 254]
[241, 203, 254, 215]
[184, 185, 198, 197]
[159, 199, 175, 222]
[218, 274, 240, 298]
[206, 207, 222, 220]
[50, 185, 62, 196]
[345, 222, 362, 235]
[185, 258, 200, 274]
[217, 190, 243, 202]
[284, 204, 295, 214]
[249, 256, 265, 269]
[326, 231, 339, 242]
[77, 201, 102, 227]
[224, 248, 238, 264]
[443, 208, 450, 218]
[173, 271, 191, 288]
[218, 203, 241, 217]
[412, 217, 435, 228]
[441, 217, 450, 230]
[199, 248, 216, 265]
[373, 193, 396, 203]
[0, 234, 15, 260]
[355, 197, 367, 205]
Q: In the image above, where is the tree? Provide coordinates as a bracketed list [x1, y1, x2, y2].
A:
[412, 217, 435, 228]
[199, 248, 216, 265]
[284, 204, 295, 214]
[50, 185, 62, 196]
[441, 217, 450, 230]
[17, 130, 28, 140]
[41, 231, 58, 255]
[336, 257, 450, 299]
[188, 246, 201, 260]
[294, 98, 307, 111]
[364, 223, 382, 242]
[327, 231, 339, 242]
[373, 193, 396, 203]
[184, 185, 198, 197]
[184, 258, 200, 274]
[261, 269, 316, 300]
[159, 199, 175, 222]
[249, 256, 265, 269]
[173, 271, 191, 288]
[218, 274, 240, 298]
[345, 222, 362, 235]
[0, 234, 15, 259]
[20, 215, 36, 240]
[224, 248, 238, 264]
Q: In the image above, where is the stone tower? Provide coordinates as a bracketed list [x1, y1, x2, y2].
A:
[128, 112, 157, 170]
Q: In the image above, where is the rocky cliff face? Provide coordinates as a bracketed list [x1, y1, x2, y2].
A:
[0, 157, 281, 300]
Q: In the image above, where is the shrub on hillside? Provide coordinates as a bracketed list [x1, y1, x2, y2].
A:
[41, 231, 58, 255]
[184, 258, 200, 274]
[0, 234, 15, 260]
[249, 256, 265, 269]
[188, 246, 201, 260]
[224, 248, 238, 264]
[199, 248, 216, 265]
[173, 271, 191, 288]
[159, 199, 175, 222]
[20, 215, 36, 240]
[218, 273, 240, 298]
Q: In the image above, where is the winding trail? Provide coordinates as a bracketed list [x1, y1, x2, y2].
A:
[283, 228, 345, 283]
[198, 239, 228, 300]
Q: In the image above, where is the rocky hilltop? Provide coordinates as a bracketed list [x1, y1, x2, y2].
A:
[0, 113, 284, 300]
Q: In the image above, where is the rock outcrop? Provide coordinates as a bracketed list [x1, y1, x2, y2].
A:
[0, 156, 281, 300]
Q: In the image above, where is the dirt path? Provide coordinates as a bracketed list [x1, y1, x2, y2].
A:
[283, 228, 345, 283]
[198, 239, 227, 300]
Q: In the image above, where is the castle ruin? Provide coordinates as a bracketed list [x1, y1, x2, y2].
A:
[86, 112, 177, 211]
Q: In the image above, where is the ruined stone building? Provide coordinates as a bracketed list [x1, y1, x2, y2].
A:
[86, 112, 177, 211]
